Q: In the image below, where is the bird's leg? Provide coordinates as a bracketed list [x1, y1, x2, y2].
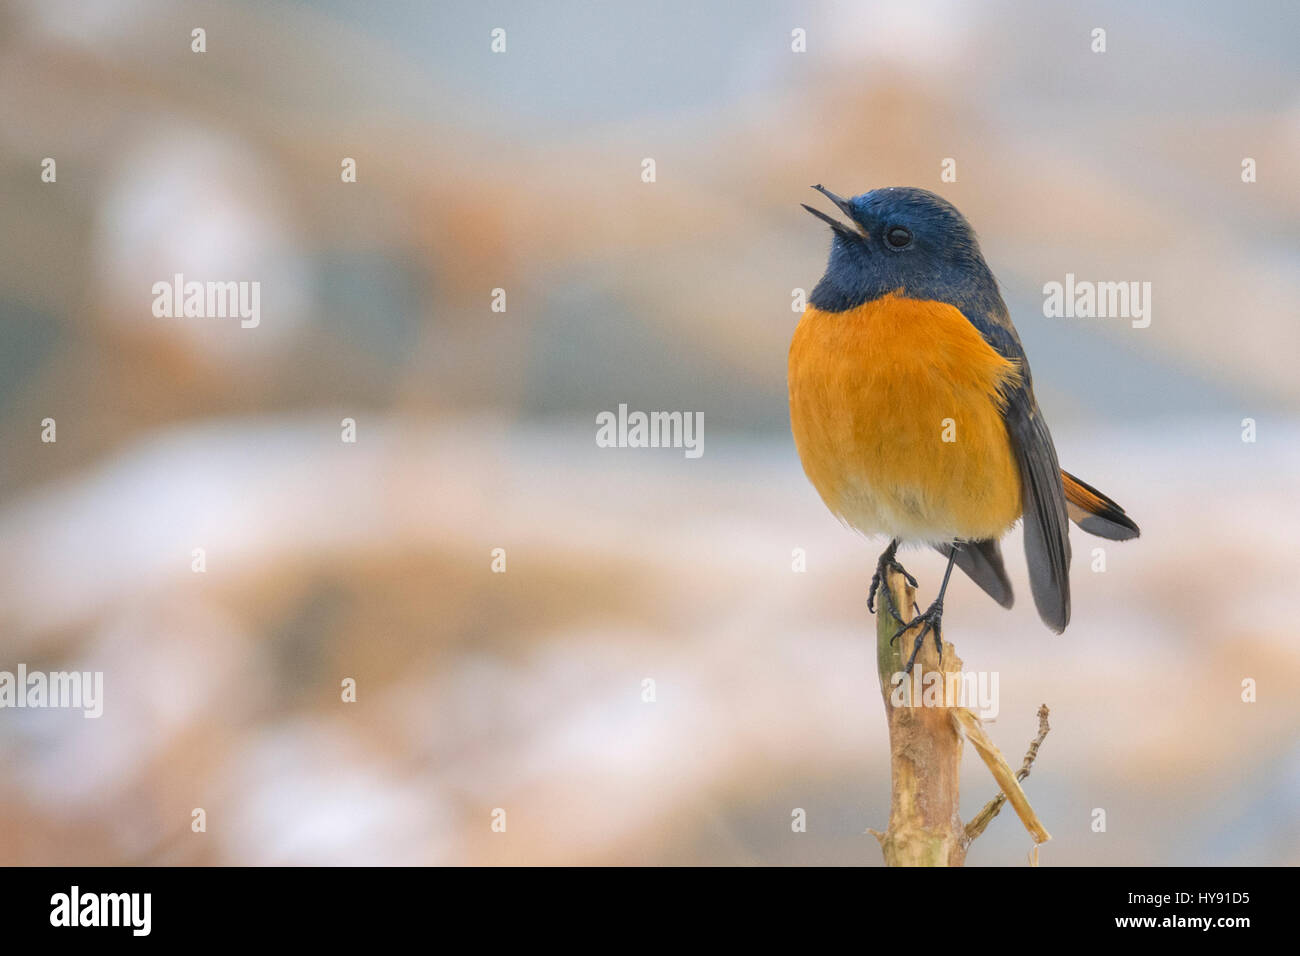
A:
[893, 545, 960, 674]
[868, 539, 916, 627]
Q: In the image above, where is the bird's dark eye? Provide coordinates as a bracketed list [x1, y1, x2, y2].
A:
[885, 226, 913, 249]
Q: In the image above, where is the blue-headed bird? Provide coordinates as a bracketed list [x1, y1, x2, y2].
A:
[789, 186, 1139, 671]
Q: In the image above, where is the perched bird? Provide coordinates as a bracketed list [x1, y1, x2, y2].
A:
[789, 186, 1138, 671]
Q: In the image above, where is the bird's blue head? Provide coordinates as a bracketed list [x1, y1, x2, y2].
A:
[804, 185, 1003, 318]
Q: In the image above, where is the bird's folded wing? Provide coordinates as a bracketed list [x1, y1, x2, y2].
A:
[1003, 393, 1071, 631]
[962, 306, 1072, 632]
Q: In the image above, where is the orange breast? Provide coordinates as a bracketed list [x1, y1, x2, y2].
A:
[787, 294, 1023, 543]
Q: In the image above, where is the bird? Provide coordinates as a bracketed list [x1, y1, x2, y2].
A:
[788, 185, 1139, 672]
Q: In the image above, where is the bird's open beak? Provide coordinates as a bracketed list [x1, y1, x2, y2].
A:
[802, 185, 860, 239]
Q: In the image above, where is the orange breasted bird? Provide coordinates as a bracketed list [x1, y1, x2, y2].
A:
[788, 186, 1139, 670]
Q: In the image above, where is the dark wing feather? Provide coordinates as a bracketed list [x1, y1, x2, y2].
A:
[935, 539, 1014, 609]
[962, 307, 1072, 633]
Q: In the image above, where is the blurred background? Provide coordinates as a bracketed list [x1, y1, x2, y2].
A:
[1, 0, 1298, 866]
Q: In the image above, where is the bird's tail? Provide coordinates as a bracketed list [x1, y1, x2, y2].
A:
[1061, 470, 1140, 540]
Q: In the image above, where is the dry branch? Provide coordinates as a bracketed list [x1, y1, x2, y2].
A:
[870, 567, 967, 866]
[869, 566, 1052, 865]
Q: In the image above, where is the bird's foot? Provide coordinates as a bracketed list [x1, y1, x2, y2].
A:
[868, 544, 917, 626]
[892, 598, 945, 674]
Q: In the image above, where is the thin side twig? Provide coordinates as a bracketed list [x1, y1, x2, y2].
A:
[962, 704, 1051, 845]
